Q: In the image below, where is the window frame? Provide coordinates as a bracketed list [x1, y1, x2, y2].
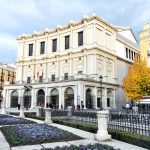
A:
[29, 44, 33, 56]
[65, 35, 70, 50]
[40, 41, 45, 54]
[52, 39, 57, 52]
[64, 73, 68, 80]
[78, 31, 83, 46]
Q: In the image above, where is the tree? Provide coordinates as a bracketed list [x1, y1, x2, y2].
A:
[123, 57, 150, 101]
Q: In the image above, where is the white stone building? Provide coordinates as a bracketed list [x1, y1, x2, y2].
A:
[4, 15, 139, 110]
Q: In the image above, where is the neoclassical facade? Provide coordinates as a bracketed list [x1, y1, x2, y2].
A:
[4, 15, 139, 110]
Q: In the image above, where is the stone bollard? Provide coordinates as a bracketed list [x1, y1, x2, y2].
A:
[44, 108, 53, 124]
[19, 106, 25, 118]
[95, 110, 111, 141]
[132, 106, 138, 114]
[36, 106, 42, 117]
[1, 107, 7, 114]
[67, 106, 72, 118]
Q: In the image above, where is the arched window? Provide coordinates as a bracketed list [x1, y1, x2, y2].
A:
[86, 89, 93, 109]
[37, 89, 45, 106]
[64, 87, 74, 108]
[51, 88, 59, 109]
[11, 90, 18, 108]
[24, 89, 31, 108]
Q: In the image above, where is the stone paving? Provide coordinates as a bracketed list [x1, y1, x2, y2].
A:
[0, 113, 148, 150]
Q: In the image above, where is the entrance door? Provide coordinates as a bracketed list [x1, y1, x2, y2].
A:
[64, 87, 74, 108]
[51, 88, 59, 109]
[37, 89, 45, 107]
[24, 89, 31, 108]
[11, 91, 18, 108]
[86, 89, 93, 109]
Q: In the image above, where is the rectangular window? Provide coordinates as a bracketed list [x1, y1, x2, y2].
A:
[78, 31, 83, 46]
[29, 44, 33, 56]
[78, 71, 82, 74]
[39, 76, 43, 82]
[131, 51, 133, 60]
[65, 35, 70, 49]
[51, 74, 55, 81]
[64, 73, 68, 80]
[52, 39, 57, 52]
[40, 41, 45, 54]
[129, 49, 131, 59]
[126, 48, 128, 58]
[107, 98, 110, 107]
[27, 77, 31, 83]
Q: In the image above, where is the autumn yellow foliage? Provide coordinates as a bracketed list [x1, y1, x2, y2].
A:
[123, 57, 150, 101]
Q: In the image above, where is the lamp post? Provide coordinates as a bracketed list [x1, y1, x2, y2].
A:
[99, 75, 103, 111]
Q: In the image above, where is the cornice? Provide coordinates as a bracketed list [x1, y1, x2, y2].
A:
[17, 15, 118, 41]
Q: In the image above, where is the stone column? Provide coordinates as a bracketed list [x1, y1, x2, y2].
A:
[74, 85, 77, 109]
[95, 110, 111, 141]
[83, 86, 86, 109]
[94, 87, 97, 109]
[31, 89, 35, 109]
[103, 88, 107, 109]
[44, 108, 52, 124]
[113, 89, 116, 109]
[45, 88, 48, 108]
[67, 106, 72, 118]
[1, 89, 6, 114]
[19, 105, 25, 118]
[59, 87, 62, 109]
[19, 89, 25, 118]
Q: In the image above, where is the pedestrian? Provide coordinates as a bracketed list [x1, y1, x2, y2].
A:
[82, 104, 84, 110]
[17, 103, 20, 110]
[49, 102, 53, 108]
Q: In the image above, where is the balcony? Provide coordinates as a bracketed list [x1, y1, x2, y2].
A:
[9, 74, 110, 86]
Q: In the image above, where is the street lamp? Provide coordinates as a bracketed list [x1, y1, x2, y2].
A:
[99, 75, 103, 111]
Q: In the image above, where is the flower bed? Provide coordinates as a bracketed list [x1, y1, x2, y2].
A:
[1, 123, 82, 146]
[41, 143, 116, 150]
[0, 115, 34, 125]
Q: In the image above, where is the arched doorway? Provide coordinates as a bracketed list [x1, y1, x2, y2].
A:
[24, 89, 31, 108]
[11, 90, 18, 108]
[37, 89, 45, 106]
[107, 91, 113, 107]
[86, 89, 93, 109]
[51, 88, 59, 109]
[64, 87, 74, 108]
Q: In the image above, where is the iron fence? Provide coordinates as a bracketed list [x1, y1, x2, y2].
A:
[37, 108, 150, 136]
[108, 111, 150, 136]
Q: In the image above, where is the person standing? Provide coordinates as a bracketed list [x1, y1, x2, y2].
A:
[17, 103, 20, 110]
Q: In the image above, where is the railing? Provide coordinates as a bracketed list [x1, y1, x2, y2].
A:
[36, 107, 150, 136]
[108, 111, 150, 136]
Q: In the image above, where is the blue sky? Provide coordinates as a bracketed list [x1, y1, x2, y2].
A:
[0, 0, 150, 64]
